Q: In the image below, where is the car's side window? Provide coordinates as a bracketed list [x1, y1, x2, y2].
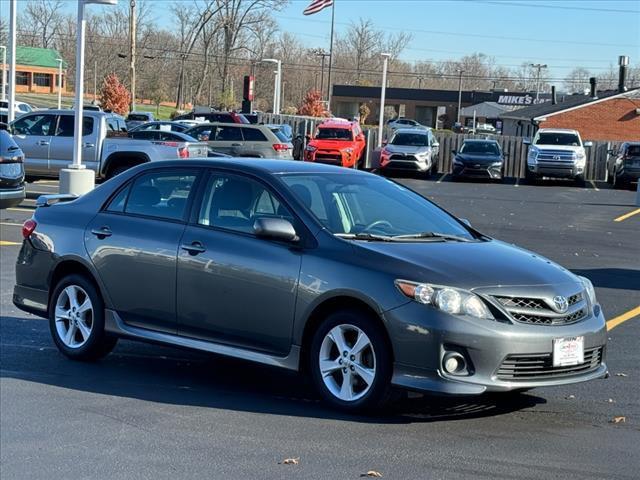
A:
[198, 174, 293, 234]
[123, 170, 197, 221]
[215, 126, 243, 142]
[106, 185, 131, 213]
[12, 114, 56, 136]
[241, 127, 267, 142]
[192, 126, 214, 141]
[54, 115, 94, 137]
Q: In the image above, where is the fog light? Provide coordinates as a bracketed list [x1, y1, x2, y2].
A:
[443, 352, 466, 375]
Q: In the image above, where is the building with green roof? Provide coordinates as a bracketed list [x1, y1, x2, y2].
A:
[0, 46, 67, 95]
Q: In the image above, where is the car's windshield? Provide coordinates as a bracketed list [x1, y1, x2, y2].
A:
[280, 173, 474, 240]
[459, 142, 500, 155]
[535, 133, 580, 146]
[391, 132, 429, 146]
[627, 145, 640, 157]
[315, 128, 352, 140]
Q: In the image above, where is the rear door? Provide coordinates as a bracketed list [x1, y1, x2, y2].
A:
[241, 126, 271, 157]
[10, 113, 56, 176]
[212, 125, 244, 156]
[85, 168, 200, 333]
[48, 114, 99, 176]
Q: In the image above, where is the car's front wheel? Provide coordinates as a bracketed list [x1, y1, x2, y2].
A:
[49, 274, 117, 361]
[309, 310, 393, 412]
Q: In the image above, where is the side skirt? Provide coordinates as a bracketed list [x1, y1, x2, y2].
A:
[104, 309, 301, 371]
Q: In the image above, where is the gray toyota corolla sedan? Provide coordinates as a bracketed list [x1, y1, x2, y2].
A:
[13, 159, 607, 412]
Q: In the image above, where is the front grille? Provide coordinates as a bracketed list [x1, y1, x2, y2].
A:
[390, 154, 418, 162]
[537, 150, 576, 163]
[497, 347, 603, 380]
[315, 154, 342, 165]
[493, 291, 587, 326]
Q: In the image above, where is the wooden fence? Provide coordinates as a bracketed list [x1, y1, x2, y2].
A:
[258, 113, 620, 181]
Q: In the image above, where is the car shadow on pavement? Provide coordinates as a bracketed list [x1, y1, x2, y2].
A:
[1, 316, 545, 425]
[572, 268, 640, 291]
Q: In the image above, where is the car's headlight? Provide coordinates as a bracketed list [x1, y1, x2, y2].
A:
[578, 275, 597, 306]
[527, 148, 538, 164]
[344, 148, 353, 154]
[305, 145, 317, 152]
[395, 280, 494, 319]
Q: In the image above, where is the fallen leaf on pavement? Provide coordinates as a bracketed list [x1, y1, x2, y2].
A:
[610, 416, 626, 424]
[279, 458, 299, 465]
[566, 394, 575, 399]
[615, 373, 628, 377]
[360, 471, 383, 478]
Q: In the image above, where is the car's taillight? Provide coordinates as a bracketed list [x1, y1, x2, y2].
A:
[22, 219, 37, 239]
[178, 147, 189, 158]
[273, 143, 290, 152]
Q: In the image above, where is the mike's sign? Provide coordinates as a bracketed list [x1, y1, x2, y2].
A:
[497, 94, 550, 106]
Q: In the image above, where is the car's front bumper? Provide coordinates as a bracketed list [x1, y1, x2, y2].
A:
[528, 162, 583, 179]
[383, 300, 608, 395]
[452, 163, 502, 179]
[380, 155, 430, 172]
[0, 185, 25, 209]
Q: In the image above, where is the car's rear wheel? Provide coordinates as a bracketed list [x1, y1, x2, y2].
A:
[49, 274, 117, 361]
[309, 310, 393, 412]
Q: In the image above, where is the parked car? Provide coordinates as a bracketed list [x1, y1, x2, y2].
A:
[173, 110, 249, 124]
[0, 129, 25, 209]
[172, 119, 205, 128]
[379, 128, 439, 176]
[607, 142, 640, 189]
[387, 117, 426, 131]
[13, 159, 607, 412]
[304, 120, 366, 168]
[129, 121, 189, 133]
[525, 128, 592, 184]
[125, 112, 155, 129]
[243, 113, 260, 124]
[10, 110, 207, 180]
[185, 123, 293, 159]
[0, 100, 34, 117]
[265, 123, 293, 143]
[452, 139, 505, 181]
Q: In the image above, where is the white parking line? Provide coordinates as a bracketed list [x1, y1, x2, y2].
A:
[6, 207, 34, 213]
[514, 178, 520, 187]
[437, 173, 448, 183]
[0, 222, 23, 227]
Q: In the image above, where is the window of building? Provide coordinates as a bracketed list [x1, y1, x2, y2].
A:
[33, 73, 51, 87]
[16, 72, 29, 86]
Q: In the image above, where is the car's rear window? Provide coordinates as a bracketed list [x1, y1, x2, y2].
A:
[127, 114, 150, 121]
[316, 128, 352, 140]
[269, 127, 289, 143]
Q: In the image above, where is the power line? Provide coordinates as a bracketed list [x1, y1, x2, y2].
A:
[469, 0, 640, 14]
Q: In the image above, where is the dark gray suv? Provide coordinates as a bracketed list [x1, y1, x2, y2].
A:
[13, 159, 607, 412]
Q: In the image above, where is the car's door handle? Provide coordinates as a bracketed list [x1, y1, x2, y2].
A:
[37, 140, 50, 146]
[83, 143, 95, 148]
[90, 227, 112, 238]
[181, 241, 206, 255]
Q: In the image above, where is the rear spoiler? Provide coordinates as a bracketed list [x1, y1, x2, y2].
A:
[36, 194, 78, 207]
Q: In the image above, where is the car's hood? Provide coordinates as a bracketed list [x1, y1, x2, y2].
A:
[385, 145, 430, 154]
[310, 140, 354, 150]
[354, 239, 578, 290]
[455, 153, 502, 164]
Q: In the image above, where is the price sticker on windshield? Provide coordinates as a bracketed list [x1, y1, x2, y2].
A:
[553, 336, 584, 367]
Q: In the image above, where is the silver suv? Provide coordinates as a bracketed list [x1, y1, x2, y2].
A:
[185, 123, 293, 159]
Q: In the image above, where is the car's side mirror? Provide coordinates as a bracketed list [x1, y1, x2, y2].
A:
[583, 141, 593, 148]
[382, 140, 388, 146]
[459, 218, 471, 227]
[607, 149, 616, 155]
[523, 138, 531, 145]
[451, 149, 457, 155]
[254, 217, 299, 243]
[431, 142, 440, 148]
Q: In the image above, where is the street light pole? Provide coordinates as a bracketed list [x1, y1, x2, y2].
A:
[60, 0, 117, 196]
[272, 70, 278, 114]
[56, 59, 63, 109]
[94, 60, 97, 103]
[129, 0, 136, 112]
[8, 0, 17, 123]
[530, 63, 548, 101]
[0, 46, 6, 101]
[456, 69, 464, 124]
[262, 58, 281, 114]
[377, 53, 391, 148]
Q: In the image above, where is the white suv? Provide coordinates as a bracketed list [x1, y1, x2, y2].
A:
[525, 128, 592, 183]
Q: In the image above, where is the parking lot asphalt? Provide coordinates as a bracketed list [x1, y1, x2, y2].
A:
[1, 177, 639, 480]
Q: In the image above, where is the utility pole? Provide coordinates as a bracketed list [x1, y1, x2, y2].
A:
[456, 69, 464, 124]
[0, 46, 6, 101]
[129, 0, 136, 112]
[530, 63, 547, 101]
[94, 60, 97, 103]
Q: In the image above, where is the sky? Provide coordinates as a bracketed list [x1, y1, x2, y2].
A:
[9, 0, 640, 82]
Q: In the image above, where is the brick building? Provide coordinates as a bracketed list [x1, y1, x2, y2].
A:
[0, 46, 67, 95]
[500, 88, 640, 141]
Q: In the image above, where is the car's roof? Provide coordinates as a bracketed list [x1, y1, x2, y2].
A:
[462, 139, 499, 143]
[139, 158, 367, 175]
[538, 128, 579, 134]
[318, 121, 354, 129]
[393, 128, 429, 135]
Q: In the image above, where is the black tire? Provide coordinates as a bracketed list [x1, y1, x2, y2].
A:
[574, 175, 586, 187]
[309, 309, 393, 413]
[49, 274, 117, 361]
[611, 171, 628, 190]
[525, 170, 538, 185]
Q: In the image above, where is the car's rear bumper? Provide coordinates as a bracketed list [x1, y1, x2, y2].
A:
[13, 284, 49, 317]
[0, 185, 25, 209]
[384, 301, 608, 395]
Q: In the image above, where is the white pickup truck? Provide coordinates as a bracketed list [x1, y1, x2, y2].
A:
[10, 110, 208, 180]
[525, 128, 593, 183]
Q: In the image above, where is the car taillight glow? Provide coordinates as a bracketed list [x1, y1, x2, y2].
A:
[22, 219, 37, 239]
[273, 143, 290, 151]
[178, 147, 189, 158]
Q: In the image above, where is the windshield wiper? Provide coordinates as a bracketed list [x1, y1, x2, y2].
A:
[391, 232, 473, 242]
[334, 233, 394, 242]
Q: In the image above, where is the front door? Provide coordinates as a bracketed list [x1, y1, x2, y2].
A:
[48, 114, 100, 176]
[11, 113, 56, 176]
[176, 172, 301, 355]
[211, 124, 244, 156]
[85, 168, 199, 333]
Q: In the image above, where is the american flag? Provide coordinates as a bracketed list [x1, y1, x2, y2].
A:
[303, 0, 333, 16]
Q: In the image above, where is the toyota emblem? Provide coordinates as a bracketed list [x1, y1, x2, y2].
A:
[553, 295, 569, 313]
[553, 155, 561, 160]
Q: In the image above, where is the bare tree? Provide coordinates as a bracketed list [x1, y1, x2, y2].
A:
[22, 0, 65, 49]
[564, 67, 592, 93]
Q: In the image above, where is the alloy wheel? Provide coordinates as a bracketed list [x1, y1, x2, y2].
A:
[318, 324, 376, 402]
[54, 285, 94, 349]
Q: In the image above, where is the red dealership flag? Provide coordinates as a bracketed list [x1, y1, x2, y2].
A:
[303, 0, 333, 15]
